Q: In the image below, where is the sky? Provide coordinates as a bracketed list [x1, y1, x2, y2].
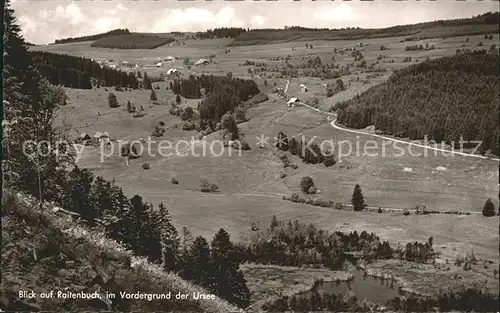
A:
[10, 0, 500, 45]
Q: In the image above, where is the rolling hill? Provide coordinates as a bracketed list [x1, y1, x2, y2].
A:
[90, 34, 176, 49]
[53, 29, 131, 45]
[229, 12, 500, 46]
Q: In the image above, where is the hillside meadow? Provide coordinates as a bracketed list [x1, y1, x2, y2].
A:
[38, 33, 498, 268]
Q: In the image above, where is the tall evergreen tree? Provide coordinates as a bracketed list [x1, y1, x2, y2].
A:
[158, 203, 181, 271]
[482, 199, 496, 217]
[210, 228, 250, 308]
[108, 92, 119, 108]
[351, 184, 366, 211]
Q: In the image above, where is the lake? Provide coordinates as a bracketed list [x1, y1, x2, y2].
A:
[300, 268, 400, 305]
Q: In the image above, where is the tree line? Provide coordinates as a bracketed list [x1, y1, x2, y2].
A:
[236, 216, 434, 269]
[335, 51, 499, 156]
[53, 28, 130, 44]
[276, 132, 337, 167]
[229, 12, 499, 46]
[3, 4, 250, 309]
[30, 51, 139, 89]
[195, 27, 247, 39]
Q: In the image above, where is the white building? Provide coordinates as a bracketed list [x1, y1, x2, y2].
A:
[156, 62, 163, 67]
[299, 84, 308, 92]
[195, 59, 210, 66]
[167, 68, 178, 75]
[287, 97, 299, 107]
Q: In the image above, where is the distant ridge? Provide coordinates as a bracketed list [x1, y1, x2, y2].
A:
[53, 29, 130, 44]
[229, 12, 500, 46]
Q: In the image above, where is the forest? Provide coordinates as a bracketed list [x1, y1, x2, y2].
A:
[53, 29, 130, 44]
[229, 12, 499, 46]
[171, 74, 259, 125]
[335, 50, 500, 155]
[90, 34, 175, 49]
[30, 51, 139, 89]
[194, 27, 247, 39]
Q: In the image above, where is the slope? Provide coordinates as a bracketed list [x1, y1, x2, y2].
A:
[0, 191, 241, 313]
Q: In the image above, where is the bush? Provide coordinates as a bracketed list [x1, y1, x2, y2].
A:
[308, 186, 317, 194]
[210, 184, 219, 192]
[200, 179, 211, 192]
[378, 207, 383, 213]
[108, 92, 119, 108]
[181, 107, 194, 121]
[300, 176, 315, 193]
[403, 208, 410, 216]
[171, 178, 179, 184]
[182, 121, 195, 131]
[142, 163, 150, 170]
[334, 203, 345, 210]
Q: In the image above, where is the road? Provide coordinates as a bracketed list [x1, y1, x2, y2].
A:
[284, 79, 499, 162]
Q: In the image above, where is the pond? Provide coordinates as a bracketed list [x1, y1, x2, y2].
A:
[300, 268, 400, 305]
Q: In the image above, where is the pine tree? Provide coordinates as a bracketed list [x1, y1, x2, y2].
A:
[158, 203, 181, 271]
[482, 199, 496, 217]
[182, 236, 214, 288]
[176, 94, 181, 105]
[210, 228, 250, 308]
[270, 215, 279, 230]
[108, 92, 119, 107]
[351, 184, 366, 211]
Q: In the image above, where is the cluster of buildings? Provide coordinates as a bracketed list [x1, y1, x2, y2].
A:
[77, 131, 111, 145]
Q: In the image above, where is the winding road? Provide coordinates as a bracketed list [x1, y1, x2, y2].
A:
[287, 80, 499, 162]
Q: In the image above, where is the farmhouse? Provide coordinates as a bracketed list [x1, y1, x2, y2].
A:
[164, 56, 175, 62]
[156, 62, 163, 67]
[299, 84, 308, 92]
[79, 133, 91, 140]
[195, 59, 210, 66]
[167, 68, 178, 75]
[287, 97, 299, 107]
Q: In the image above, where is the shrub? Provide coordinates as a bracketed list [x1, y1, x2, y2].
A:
[236, 108, 247, 123]
[403, 208, 410, 216]
[150, 89, 158, 102]
[378, 207, 383, 213]
[300, 176, 315, 193]
[200, 179, 211, 192]
[210, 184, 219, 192]
[308, 186, 317, 194]
[181, 107, 194, 121]
[291, 193, 300, 202]
[334, 203, 345, 210]
[182, 121, 195, 131]
[142, 163, 150, 170]
[171, 178, 179, 184]
[279, 172, 287, 179]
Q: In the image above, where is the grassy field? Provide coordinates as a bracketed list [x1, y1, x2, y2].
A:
[39, 33, 499, 272]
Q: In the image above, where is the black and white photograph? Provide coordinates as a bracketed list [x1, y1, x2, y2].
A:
[2, 0, 499, 312]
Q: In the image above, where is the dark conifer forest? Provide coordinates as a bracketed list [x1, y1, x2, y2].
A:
[335, 51, 500, 155]
[171, 74, 260, 123]
[90, 34, 175, 49]
[195, 27, 247, 39]
[30, 51, 139, 89]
